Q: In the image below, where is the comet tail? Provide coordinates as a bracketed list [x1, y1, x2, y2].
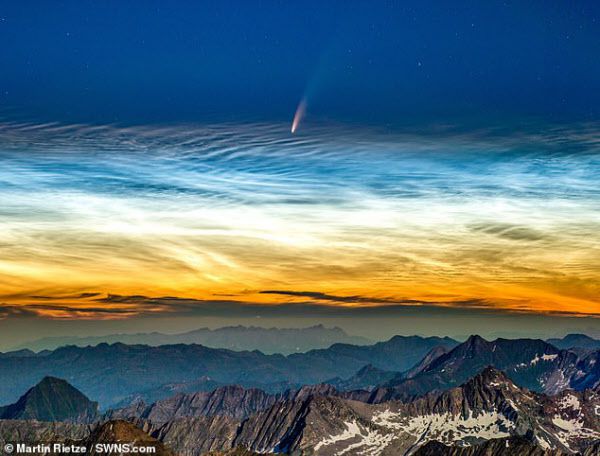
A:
[291, 99, 307, 133]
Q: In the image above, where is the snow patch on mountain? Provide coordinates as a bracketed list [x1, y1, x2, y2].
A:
[314, 420, 393, 455]
[314, 421, 362, 450]
[552, 415, 600, 451]
[371, 409, 404, 430]
[372, 409, 515, 444]
[536, 433, 553, 451]
[531, 353, 558, 365]
[559, 394, 581, 411]
[404, 410, 515, 442]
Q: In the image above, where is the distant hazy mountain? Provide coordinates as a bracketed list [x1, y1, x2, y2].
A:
[0, 349, 40, 358]
[0, 335, 458, 407]
[288, 335, 459, 374]
[376, 335, 599, 401]
[14, 325, 372, 355]
[113, 376, 232, 406]
[547, 333, 600, 351]
[1, 334, 597, 413]
[0, 376, 98, 423]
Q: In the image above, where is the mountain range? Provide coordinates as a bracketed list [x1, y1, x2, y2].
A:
[2, 334, 600, 455]
[0, 335, 458, 407]
[132, 367, 600, 454]
[2, 367, 599, 455]
[1, 335, 599, 410]
[11, 325, 372, 355]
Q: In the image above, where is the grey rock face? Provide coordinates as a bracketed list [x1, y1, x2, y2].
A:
[135, 368, 600, 455]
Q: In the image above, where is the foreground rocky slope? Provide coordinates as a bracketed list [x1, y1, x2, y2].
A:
[137, 368, 600, 455]
[0, 420, 89, 450]
[0, 420, 175, 456]
[81, 420, 175, 456]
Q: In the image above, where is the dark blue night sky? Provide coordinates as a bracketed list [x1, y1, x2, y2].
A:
[1, 0, 599, 125]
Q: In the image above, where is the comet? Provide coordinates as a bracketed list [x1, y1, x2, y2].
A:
[291, 99, 307, 134]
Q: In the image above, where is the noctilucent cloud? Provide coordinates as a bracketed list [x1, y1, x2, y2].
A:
[0, 122, 598, 317]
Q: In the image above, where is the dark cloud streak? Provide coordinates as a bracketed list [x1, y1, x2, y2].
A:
[469, 223, 548, 242]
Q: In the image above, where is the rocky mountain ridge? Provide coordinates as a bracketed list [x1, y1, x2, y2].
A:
[134, 367, 600, 455]
[2, 367, 600, 455]
[373, 336, 600, 402]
